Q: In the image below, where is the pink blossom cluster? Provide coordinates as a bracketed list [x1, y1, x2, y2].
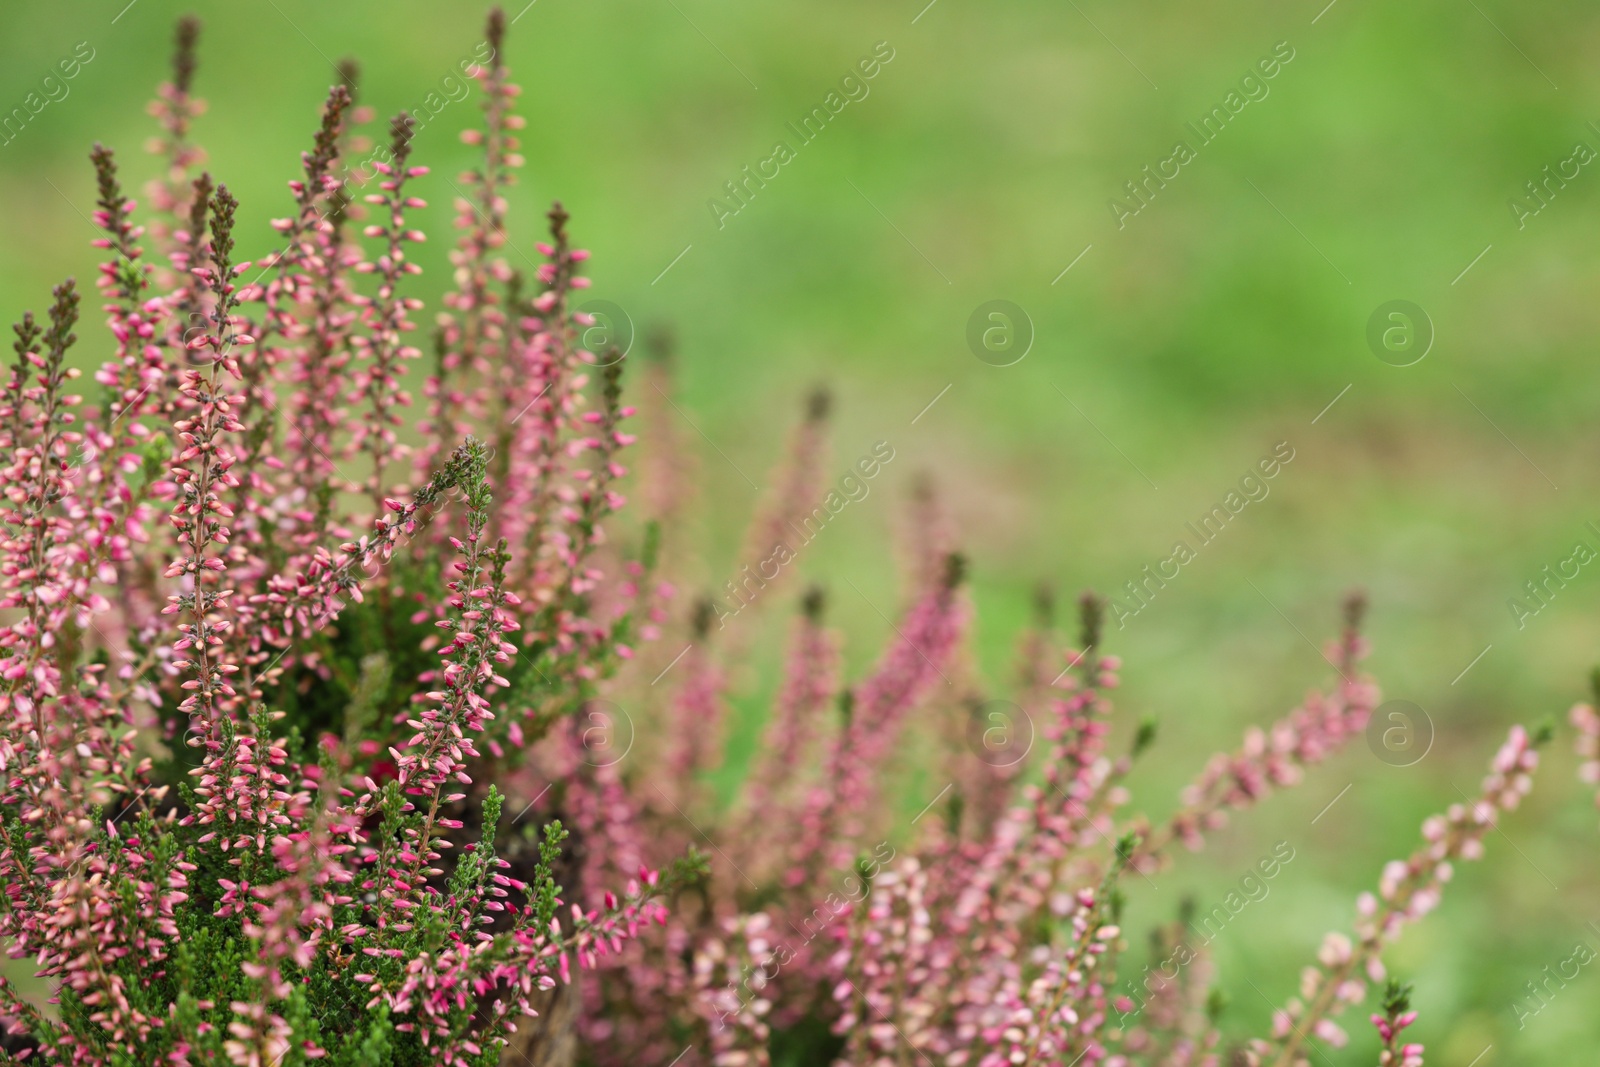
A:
[1571, 693, 1600, 819]
[0, 10, 674, 1065]
[514, 507, 1563, 1067]
[1244, 724, 1539, 1067]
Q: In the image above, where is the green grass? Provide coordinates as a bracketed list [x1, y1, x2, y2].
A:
[5, 0, 1600, 1059]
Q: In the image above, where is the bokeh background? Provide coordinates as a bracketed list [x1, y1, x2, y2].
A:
[4, 0, 1599, 1060]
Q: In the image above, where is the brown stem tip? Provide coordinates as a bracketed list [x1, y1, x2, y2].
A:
[1342, 588, 1368, 633]
[486, 7, 507, 67]
[1077, 591, 1103, 652]
[806, 386, 831, 423]
[691, 597, 716, 641]
[173, 16, 201, 95]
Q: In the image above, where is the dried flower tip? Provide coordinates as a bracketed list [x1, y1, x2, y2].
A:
[806, 386, 831, 423]
[173, 15, 201, 94]
[1078, 590, 1104, 651]
[800, 585, 826, 622]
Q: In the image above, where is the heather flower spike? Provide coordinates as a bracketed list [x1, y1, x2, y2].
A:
[1248, 725, 1542, 1067]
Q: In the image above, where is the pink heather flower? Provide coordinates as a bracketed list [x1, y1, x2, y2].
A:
[1251, 725, 1540, 1067]
[1572, 696, 1600, 820]
[1141, 596, 1376, 867]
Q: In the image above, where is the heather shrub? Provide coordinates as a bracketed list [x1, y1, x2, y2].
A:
[0, 10, 1586, 1067]
[0, 12, 689, 1065]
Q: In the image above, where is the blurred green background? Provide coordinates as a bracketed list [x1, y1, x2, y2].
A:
[4, 0, 1600, 1060]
